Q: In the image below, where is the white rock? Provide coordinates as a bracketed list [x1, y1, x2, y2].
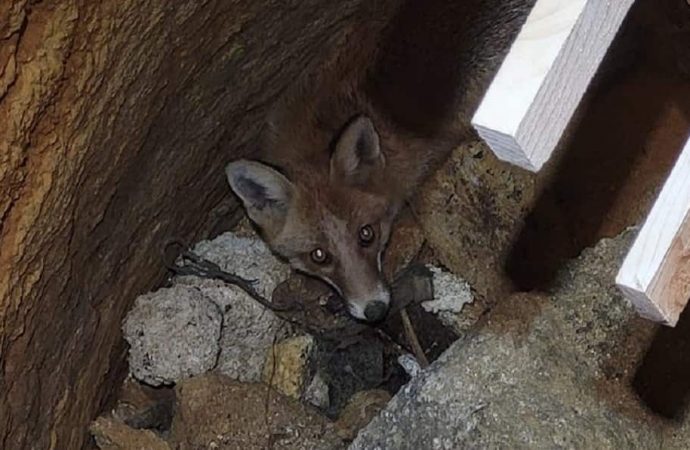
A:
[123, 285, 222, 386]
[397, 354, 422, 378]
[189, 231, 290, 298]
[422, 265, 474, 328]
[175, 231, 292, 382]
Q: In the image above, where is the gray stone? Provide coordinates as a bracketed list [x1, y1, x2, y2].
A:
[124, 231, 293, 386]
[396, 354, 422, 379]
[123, 286, 222, 386]
[189, 231, 290, 298]
[175, 231, 292, 382]
[350, 230, 665, 449]
[304, 371, 331, 410]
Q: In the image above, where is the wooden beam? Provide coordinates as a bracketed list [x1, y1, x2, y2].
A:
[616, 135, 690, 327]
[471, 0, 635, 172]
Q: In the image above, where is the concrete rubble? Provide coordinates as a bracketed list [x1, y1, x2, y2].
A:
[122, 286, 223, 386]
[120, 220, 690, 449]
[123, 232, 292, 385]
[422, 265, 474, 330]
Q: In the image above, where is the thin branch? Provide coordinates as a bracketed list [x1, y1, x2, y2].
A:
[400, 307, 430, 368]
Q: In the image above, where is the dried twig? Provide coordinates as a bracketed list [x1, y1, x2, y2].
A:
[263, 329, 281, 449]
[162, 240, 293, 312]
[400, 308, 430, 368]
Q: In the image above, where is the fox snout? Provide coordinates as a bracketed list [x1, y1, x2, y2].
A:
[345, 285, 391, 323]
[363, 299, 389, 322]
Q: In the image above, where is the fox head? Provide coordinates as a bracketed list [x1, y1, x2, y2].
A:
[225, 116, 398, 322]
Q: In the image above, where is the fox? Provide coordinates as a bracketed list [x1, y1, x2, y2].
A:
[225, 0, 533, 322]
[225, 109, 443, 322]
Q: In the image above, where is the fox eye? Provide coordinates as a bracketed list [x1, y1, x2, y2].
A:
[310, 248, 328, 264]
[358, 224, 375, 246]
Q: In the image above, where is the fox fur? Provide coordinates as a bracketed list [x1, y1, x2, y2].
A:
[226, 0, 534, 321]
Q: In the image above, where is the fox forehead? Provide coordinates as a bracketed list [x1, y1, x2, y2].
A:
[303, 179, 389, 221]
[273, 184, 390, 254]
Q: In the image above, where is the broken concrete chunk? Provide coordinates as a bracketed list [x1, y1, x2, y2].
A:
[178, 276, 291, 383]
[335, 390, 392, 441]
[263, 335, 315, 399]
[123, 286, 222, 386]
[90, 417, 172, 450]
[421, 265, 474, 329]
[170, 373, 344, 450]
[174, 232, 292, 382]
[189, 231, 290, 298]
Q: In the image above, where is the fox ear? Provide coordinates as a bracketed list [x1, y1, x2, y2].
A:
[225, 160, 294, 236]
[330, 116, 385, 185]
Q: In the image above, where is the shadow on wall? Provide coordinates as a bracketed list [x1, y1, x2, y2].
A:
[504, 0, 690, 291]
[500, 0, 690, 423]
[634, 306, 690, 420]
[366, 0, 536, 137]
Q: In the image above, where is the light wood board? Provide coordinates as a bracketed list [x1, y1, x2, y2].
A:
[616, 134, 690, 326]
[472, 0, 635, 172]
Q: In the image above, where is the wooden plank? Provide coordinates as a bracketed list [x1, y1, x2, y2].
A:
[616, 135, 690, 326]
[471, 0, 635, 172]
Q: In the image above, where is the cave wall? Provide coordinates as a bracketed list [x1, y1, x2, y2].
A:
[0, 0, 392, 447]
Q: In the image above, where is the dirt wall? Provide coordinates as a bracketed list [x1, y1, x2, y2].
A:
[0, 1, 388, 447]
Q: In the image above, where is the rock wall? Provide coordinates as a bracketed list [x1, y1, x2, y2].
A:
[350, 230, 677, 449]
[0, 1, 391, 447]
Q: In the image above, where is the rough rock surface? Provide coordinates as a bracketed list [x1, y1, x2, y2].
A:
[350, 230, 666, 449]
[127, 231, 293, 384]
[413, 140, 537, 301]
[189, 232, 291, 298]
[123, 286, 222, 386]
[191, 277, 292, 382]
[110, 379, 174, 432]
[176, 232, 292, 382]
[334, 390, 392, 442]
[263, 335, 315, 399]
[90, 417, 172, 450]
[0, 0, 393, 447]
[170, 373, 344, 450]
[383, 209, 426, 280]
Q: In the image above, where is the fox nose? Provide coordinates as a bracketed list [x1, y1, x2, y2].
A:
[364, 301, 389, 322]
